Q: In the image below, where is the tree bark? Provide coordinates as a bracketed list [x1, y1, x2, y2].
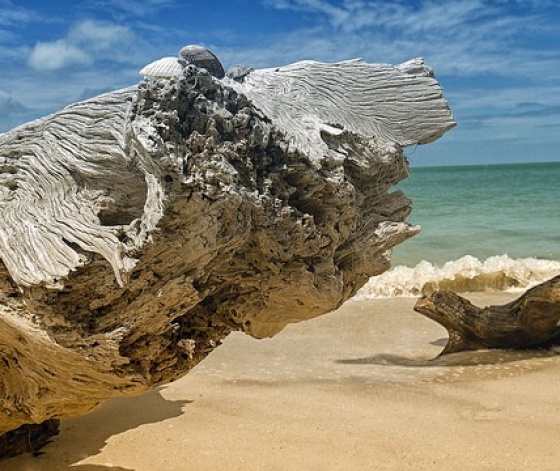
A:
[414, 275, 560, 355]
[0, 57, 454, 456]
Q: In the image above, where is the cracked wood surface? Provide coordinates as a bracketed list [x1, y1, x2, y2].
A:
[415, 275, 560, 355]
[0, 59, 454, 441]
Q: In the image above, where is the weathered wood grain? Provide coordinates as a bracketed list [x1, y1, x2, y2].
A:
[0, 59, 454, 453]
[415, 275, 560, 355]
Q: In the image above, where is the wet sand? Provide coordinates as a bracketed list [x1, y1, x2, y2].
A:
[3, 292, 560, 470]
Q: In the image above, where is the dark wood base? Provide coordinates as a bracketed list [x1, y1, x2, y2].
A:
[414, 275, 560, 355]
[0, 420, 60, 460]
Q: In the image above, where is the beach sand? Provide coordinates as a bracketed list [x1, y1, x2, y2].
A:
[3, 292, 560, 470]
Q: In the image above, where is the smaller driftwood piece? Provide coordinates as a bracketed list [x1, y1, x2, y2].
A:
[414, 275, 560, 355]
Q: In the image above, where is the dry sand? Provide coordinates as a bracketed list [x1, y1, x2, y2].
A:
[3, 292, 560, 470]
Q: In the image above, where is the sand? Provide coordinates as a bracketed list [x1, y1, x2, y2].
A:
[3, 292, 560, 470]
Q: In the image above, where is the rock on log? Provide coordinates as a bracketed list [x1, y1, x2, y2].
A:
[414, 275, 560, 355]
[0, 58, 454, 445]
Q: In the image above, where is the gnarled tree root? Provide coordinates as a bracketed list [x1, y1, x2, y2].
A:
[0, 420, 60, 460]
[414, 275, 560, 355]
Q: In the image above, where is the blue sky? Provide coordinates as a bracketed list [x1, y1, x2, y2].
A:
[0, 0, 559, 166]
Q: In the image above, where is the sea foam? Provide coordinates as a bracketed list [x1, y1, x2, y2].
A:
[357, 255, 560, 298]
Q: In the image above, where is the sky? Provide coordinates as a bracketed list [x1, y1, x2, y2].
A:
[0, 0, 559, 167]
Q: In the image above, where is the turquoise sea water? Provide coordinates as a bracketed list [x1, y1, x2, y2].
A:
[392, 161, 560, 266]
[360, 161, 560, 297]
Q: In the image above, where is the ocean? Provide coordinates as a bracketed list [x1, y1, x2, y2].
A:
[359, 161, 560, 297]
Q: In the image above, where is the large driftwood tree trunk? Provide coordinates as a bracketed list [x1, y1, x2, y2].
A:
[415, 275, 560, 355]
[0, 58, 454, 453]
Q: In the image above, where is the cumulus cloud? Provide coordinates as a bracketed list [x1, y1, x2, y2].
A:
[27, 20, 134, 71]
[28, 40, 91, 71]
[67, 20, 134, 53]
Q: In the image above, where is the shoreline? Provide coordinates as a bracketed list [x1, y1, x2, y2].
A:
[3, 292, 560, 470]
[357, 254, 560, 298]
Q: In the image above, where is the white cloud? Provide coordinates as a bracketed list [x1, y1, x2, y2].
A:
[91, 0, 176, 17]
[448, 86, 560, 112]
[0, 1, 41, 61]
[0, 1, 40, 26]
[68, 20, 134, 53]
[28, 40, 91, 71]
[27, 20, 135, 71]
[259, 0, 555, 79]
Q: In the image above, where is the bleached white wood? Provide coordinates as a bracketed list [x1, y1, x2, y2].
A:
[228, 57, 454, 164]
[0, 58, 454, 445]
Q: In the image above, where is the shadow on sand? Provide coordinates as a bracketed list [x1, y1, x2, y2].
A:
[1, 389, 193, 471]
[335, 346, 559, 368]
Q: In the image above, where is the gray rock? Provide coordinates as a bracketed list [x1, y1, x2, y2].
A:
[178, 44, 225, 78]
[226, 64, 254, 82]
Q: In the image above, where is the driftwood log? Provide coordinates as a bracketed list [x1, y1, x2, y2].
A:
[0, 57, 454, 456]
[415, 275, 560, 355]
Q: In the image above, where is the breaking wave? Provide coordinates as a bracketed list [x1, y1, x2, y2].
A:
[357, 255, 560, 298]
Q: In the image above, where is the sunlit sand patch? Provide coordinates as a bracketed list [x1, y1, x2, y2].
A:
[184, 293, 560, 390]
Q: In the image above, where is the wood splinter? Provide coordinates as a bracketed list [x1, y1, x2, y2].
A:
[414, 275, 560, 355]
